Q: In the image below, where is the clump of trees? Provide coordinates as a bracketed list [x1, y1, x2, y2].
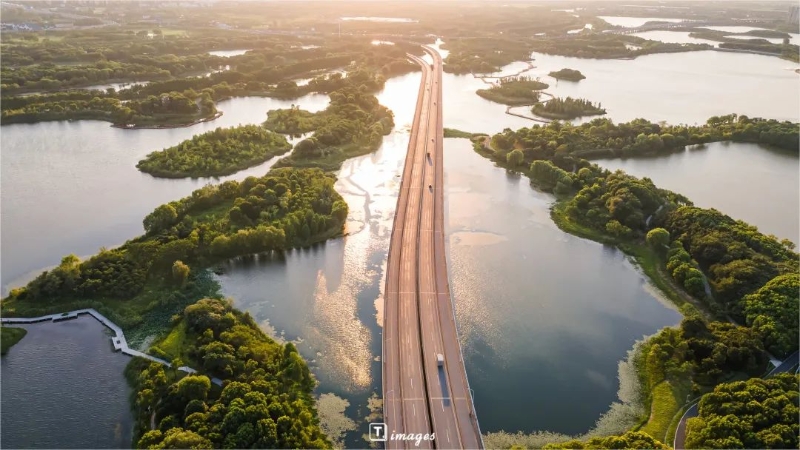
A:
[132, 298, 331, 449]
[548, 68, 585, 81]
[531, 97, 606, 120]
[137, 125, 292, 178]
[487, 114, 799, 162]
[10, 169, 348, 303]
[476, 76, 548, 106]
[685, 374, 800, 449]
[271, 80, 395, 171]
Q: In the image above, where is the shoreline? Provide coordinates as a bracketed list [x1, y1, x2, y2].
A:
[111, 111, 223, 130]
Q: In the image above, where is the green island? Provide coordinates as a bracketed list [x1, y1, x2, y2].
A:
[688, 29, 799, 62]
[476, 76, 549, 106]
[548, 68, 586, 81]
[473, 113, 799, 448]
[685, 374, 799, 449]
[488, 114, 799, 161]
[136, 125, 291, 178]
[529, 34, 713, 59]
[531, 97, 606, 120]
[127, 298, 330, 449]
[3, 168, 347, 339]
[1, 327, 28, 355]
[265, 74, 394, 171]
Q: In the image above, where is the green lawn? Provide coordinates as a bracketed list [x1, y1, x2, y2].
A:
[639, 381, 685, 442]
[1, 327, 28, 355]
[150, 320, 190, 363]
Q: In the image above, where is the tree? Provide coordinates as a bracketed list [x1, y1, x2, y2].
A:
[506, 149, 524, 166]
[175, 375, 211, 402]
[172, 260, 190, 286]
[646, 227, 670, 250]
[143, 204, 178, 234]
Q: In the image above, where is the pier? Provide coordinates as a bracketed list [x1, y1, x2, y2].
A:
[2, 308, 223, 386]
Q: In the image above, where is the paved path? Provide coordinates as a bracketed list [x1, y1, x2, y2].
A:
[2, 309, 223, 386]
[383, 46, 483, 450]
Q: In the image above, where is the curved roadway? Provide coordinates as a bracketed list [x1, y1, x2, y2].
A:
[383, 46, 483, 450]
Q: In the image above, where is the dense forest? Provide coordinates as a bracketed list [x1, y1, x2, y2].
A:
[548, 68, 586, 81]
[531, 97, 606, 120]
[137, 125, 292, 178]
[684, 374, 799, 449]
[129, 298, 331, 449]
[4, 169, 348, 320]
[475, 76, 548, 106]
[488, 114, 799, 161]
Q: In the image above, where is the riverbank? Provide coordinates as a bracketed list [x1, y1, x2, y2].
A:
[1, 327, 27, 355]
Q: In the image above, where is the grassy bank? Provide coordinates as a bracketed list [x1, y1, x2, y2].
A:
[444, 128, 488, 139]
[1, 327, 28, 355]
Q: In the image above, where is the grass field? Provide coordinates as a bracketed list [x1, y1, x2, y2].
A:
[1, 327, 28, 355]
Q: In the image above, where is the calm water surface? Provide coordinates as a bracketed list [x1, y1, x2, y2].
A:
[208, 49, 250, 57]
[1, 317, 134, 449]
[595, 143, 800, 244]
[435, 50, 799, 130]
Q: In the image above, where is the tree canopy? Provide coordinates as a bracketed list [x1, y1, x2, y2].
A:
[132, 298, 331, 449]
[137, 125, 292, 178]
[685, 374, 800, 449]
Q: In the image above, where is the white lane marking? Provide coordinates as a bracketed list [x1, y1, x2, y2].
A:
[413, 404, 416, 416]
[447, 430, 451, 443]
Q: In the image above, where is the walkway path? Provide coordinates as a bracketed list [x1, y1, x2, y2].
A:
[1, 309, 223, 386]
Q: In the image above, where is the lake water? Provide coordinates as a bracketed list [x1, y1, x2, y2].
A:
[598, 16, 685, 27]
[1, 45, 798, 446]
[1, 317, 134, 449]
[595, 143, 800, 244]
[430, 49, 799, 132]
[1, 94, 330, 295]
[207, 49, 250, 57]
